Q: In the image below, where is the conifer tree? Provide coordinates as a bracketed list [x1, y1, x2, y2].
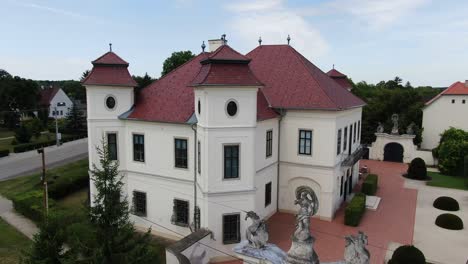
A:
[64, 103, 86, 134]
[88, 140, 156, 264]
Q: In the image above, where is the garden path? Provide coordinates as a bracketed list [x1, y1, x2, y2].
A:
[0, 195, 38, 240]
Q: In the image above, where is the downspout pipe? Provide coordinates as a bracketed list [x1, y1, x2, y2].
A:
[276, 109, 285, 212]
[191, 123, 198, 231]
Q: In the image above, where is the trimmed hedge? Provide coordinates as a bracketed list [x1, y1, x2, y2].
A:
[435, 213, 464, 230]
[388, 245, 425, 264]
[345, 193, 366, 226]
[0, 149, 9, 157]
[48, 170, 89, 199]
[407, 158, 427, 180]
[12, 134, 87, 153]
[433, 196, 460, 211]
[361, 174, 378, 195]
[11, 190, 56, 223]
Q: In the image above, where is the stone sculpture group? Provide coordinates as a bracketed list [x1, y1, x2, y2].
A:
[234, 187, 370, 264]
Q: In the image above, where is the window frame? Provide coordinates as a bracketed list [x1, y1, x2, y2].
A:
[343, 126, 348, 151]
[132, 190, 147, 217]
[105, 95, 117, 110]
[223, 144, 240, 180]
[353, 122, 357, 143]
[266, 130, 273, 158]
[132, 133, 145, 162]
[265, 182, 272, 207]
[452, 99, 455, 104]
[174, 138, 189, 169]
[298, 129, 313, 156]
[358, 121, 361, 141]
[337, 129, 342, 155]
[172, 199, 189, 227]
[106, 132, 118, 161]
[222, 213, 241, 244]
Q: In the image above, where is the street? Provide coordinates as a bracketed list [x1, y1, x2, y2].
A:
[0, 138, 88, 181]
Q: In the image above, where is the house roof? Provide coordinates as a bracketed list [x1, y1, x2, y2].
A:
[425, 81, 468, 105]
[124, 44, 365, 123]
[82, 51, 137, 87]
[247, 45, 364, 110]
[326, 68, 353, 90]
[327, 68, 347, 78]
[39, 87, 60, 105]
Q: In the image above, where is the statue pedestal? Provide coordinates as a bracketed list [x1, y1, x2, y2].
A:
[233, 241, 287, 264]
[286, 237, 319, 264]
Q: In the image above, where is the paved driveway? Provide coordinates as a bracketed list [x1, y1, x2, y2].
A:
[267, 160, 417, 264]
[0, 138, 88, 181]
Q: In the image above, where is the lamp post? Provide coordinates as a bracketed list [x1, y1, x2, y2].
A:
[37, 148, 48, 216]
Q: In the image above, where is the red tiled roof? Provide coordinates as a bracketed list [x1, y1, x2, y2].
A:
[257, 90, 279, 121]
[207, 45, 250, 61]
[82, 51, 137, 87]
[332, 77, 353, 90]
[39, 87, 60, 105]
[326, 68, 346, 78]
[247, 45, 365, 110]
[426, 81, 468, 105]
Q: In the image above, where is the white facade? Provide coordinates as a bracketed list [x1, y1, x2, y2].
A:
[86, 76, 363, 259]
[422, 95, 468, 150]
[48, 88, 73, 118]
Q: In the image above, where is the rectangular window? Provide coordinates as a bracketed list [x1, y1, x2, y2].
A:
[174, 138, 188, 168]
[173, 199, 189, 226]
[265, 182, 272, 207]
[60, 110, 63, 115]
[452, 99, 455, 104]
[298, 130, 312, 155]
[224, 145, 239, 179]
[463, 100, 466, 104]
[266, 130, 273, 157]
[340, 176, 344, 196]
[353, 122, 357, 143]
[107, 133, 117, 160]
[343, 126, 348, 151]
[350, 124, 353, 145]
[223, 214, 240, 244]
[337, 129, 342, 155]
[197, 141, 201, 174]
[133, 191, 146, 216]
[358, 121, 361, 141]
[133, 134, 145, 162]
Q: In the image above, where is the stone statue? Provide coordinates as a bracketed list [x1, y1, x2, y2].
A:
[391, 114, 399, 135]
[245, 211, 269, 249]
[406, 122, 415, 135]
[376, 122, 384, 133]
[286, 187, 320, 264]
[344, 231, 370, 264]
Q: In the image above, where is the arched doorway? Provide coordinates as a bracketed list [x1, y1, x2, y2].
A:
[384, 142, 404, 162]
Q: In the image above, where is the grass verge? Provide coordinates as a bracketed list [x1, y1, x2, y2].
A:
[426, 171, 468, 190]
[0, 218, 31, 264]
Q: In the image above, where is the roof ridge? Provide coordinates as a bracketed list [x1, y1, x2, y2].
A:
[92, 51, 129, 65]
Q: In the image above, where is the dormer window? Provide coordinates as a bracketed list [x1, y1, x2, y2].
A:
[226, 100, 238, 117]
[106, 96, 116, 110]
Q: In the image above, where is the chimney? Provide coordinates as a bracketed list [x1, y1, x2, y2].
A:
[208, 38, 226, 52]
[465, 80, 468, 87]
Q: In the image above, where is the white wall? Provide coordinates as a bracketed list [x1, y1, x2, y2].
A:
[49, 89, 73, 118]
[422, 95, 468, 150]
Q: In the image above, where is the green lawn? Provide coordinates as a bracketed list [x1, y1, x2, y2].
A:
[0, 128, 14, 139]
[427, 171, 468, 190]
[0, 133, 56, 152]
[0, 218, 31, 264]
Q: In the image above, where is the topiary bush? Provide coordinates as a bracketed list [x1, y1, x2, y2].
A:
[435, 213, 464, 230]
[361, 174, 378, 195]
[11, 190, 56, 223]
[388, 245, 425, 264]
[407, 158, 427, 180]
[433, 196, 460, 211]
[345, 193, 366, 226]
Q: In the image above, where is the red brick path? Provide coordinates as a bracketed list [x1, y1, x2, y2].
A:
[220, 160, 417, 264]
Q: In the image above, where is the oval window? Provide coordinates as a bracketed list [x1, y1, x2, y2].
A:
[226, 101, 237, 116]
[106, 96, 116, 110]
[198, 100, 201, 115]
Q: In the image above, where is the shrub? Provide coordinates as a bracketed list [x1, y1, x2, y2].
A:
[433, 196, 460, 211]
[0, 149, 9, 157]
[361, 174, 378, 195]
[11, 190, 55, 223]
[27, 118, 44, 138]
[388, 245, 425, 264]
[14, 125, 32, 143]
[345, 193, 366, 226]
[407, 158, 427, 180]
[436, 128, 468, 176]
[47, 170, 89, 199]
[435, 213, 464, 230]
[13, 139, 56, 153]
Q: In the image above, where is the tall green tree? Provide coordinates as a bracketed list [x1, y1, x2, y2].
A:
[65, 103, 86, 134]
[161, 51, 195, 76]
[88, 141, 156, 264]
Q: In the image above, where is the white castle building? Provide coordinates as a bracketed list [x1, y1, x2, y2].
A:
[83, 38, 365, 257]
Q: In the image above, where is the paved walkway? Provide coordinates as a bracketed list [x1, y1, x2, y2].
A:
[266, 160, 417, 264]
[0, 138, 88, 181]
[0, 195, 38, 240]
[405, 178, 468, 264]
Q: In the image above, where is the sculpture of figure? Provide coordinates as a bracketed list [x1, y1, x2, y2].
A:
[376, 122, 384, 133]
[245, 211, 269, 249]
[406, 122, 415, 135]
[293, 191, 318, 242]
[391, 114, 399, 135]
[344, 231, 370, 264]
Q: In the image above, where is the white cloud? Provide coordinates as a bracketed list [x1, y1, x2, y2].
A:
[226, 0, 328, 59]
[332, 0, 428, 29]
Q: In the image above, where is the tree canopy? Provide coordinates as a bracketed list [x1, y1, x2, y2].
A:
[161, 51, 195, 76]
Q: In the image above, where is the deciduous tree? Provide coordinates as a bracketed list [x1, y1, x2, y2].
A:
[161, 51, 195, 76]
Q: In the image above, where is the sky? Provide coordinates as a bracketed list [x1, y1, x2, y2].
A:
[1, 0, 468, 87]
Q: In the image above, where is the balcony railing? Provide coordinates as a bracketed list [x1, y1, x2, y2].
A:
[341, 145, 366, 167]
